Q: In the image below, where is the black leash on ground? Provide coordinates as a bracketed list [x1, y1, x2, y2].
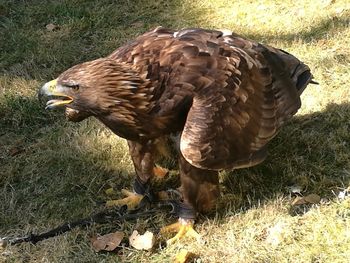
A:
[1, 196, 179, 247]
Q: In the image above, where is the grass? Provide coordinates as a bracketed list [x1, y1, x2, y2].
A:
[0, 0, 349, 262]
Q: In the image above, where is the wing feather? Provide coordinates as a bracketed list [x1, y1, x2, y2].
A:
[106, 27, 313, 170]
[178, 30, 312, 170]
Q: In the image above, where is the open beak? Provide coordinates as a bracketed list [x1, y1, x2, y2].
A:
[39, 79, 73, 109]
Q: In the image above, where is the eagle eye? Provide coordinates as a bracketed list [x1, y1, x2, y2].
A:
[67, 84, 80, 90]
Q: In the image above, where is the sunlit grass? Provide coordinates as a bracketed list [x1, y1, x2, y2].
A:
[1, 0, 349, 262]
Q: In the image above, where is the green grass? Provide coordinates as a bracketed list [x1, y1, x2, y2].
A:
[1, 0, 350, 262]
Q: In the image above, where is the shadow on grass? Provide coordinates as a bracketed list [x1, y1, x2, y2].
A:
[219, 102, 350, 217]
[0, 93, 57, 136]
[0, 0, 187, 231]
[0, 94, 135, 233]
[2, 89, 350, 229]
[0, 0, 187, 79]
[0, 0, 193, 239]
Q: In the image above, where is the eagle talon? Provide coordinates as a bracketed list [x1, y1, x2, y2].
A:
[161, 218, 201, 245]
[106, 189, 143, 210]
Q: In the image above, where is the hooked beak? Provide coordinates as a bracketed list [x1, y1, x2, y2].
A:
[39, 79, 73, 109]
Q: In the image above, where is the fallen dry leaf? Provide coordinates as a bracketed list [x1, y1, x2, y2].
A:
[304, 194, 321, 204]
[0, 238, 7, 250]
[265, 222, 287, 246]
[129, 230, 155, 250]
[287, 184, 303, 194]
[45, 23, 59, 31]
[291, 196, 307, 206]
[91, 231, 124, 252]
[9, 147, 24, 157]
[174, 249, 196, 263]
[338, 188, 350, 200]
[292, 193, 321, 206]
[153, 166, 169, 180]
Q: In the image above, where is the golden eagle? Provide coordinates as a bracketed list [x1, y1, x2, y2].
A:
[39, 27, 314, 243]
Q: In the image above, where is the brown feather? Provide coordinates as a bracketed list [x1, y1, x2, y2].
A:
[50, 27, 314, 215]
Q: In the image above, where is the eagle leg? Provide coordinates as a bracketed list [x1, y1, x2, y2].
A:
[106, 174, 156, 210]
[161, 156, 220, 244]
[105, 140, 160, 210]
[106, 189, 143, 210]
[178, 155, 220, 214]
[160, 218, 201, 245]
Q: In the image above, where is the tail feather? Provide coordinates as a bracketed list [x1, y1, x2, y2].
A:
[292, 62, 314, 95]
[257, 44, 315, 124]
[276, 48, 314, 96]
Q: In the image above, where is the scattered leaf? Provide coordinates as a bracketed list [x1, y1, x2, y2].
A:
[265, 222, 287, 246]
[46, 23, 59, 31]
[153, 166, 169, 180]
[335, 7, 344, 15]
[9, 147, 24, 157]
[338, 188, 349, 200]
[304, 194, 321, 204]
[174, 249, 196, 263]
[322, 0, 335, 6]
[0, 238, 7, 250]
[129, 230, 155, 250]
[292, 193, 321, 206]
[296, 8, 305, 17]
[287, 184, 303, 194]
[91, 231, 124, 252]
[291, 196, 307, 206]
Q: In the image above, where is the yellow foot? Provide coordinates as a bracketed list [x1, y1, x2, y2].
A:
[153, 166, 169, 180]
[160, 218, 201, 245]
[106, 189, 143, 210]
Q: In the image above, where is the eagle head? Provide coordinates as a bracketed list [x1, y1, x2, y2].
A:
[39, 58, 145, 122]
